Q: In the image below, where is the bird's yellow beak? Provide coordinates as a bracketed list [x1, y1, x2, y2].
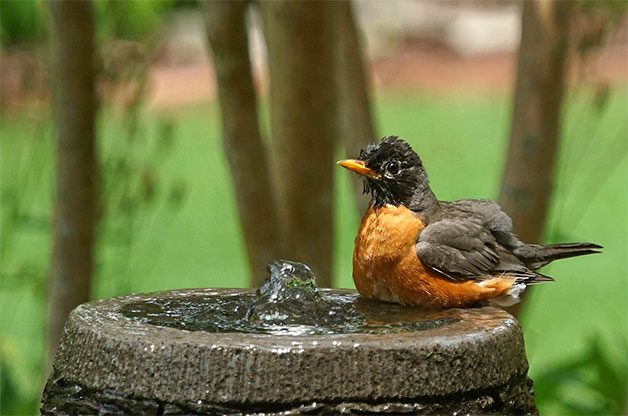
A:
[337, 159, 381, 179]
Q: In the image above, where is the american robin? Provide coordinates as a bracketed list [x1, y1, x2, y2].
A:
[338, 136, 602, 308]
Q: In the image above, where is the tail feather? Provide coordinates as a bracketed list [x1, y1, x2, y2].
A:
[524, 272, 554, 284]
[529, 242, 602, 269]
[508, 269, 554, 284]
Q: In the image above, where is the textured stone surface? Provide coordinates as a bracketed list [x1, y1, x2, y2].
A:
[42, 288, 537, 415]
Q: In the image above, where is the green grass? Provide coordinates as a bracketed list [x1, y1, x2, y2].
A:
[1, 88, 626, 414]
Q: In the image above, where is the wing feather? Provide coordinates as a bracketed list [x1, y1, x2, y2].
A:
[416, 219, 498, 281]
[416, 218, 546, 283]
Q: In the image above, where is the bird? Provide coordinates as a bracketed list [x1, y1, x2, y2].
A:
[337, 136, 602, 308]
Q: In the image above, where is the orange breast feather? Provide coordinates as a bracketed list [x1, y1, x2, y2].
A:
[352, 205, 513, 308]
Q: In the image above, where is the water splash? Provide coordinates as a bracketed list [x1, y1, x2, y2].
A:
[246, 260, 347, 327]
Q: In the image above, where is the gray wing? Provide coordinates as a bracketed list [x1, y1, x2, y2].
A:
[416, 218, 547, 282]
[416, 218, 499, 281]
[442, 199, 519, 249]
[442, 199, 559, 272]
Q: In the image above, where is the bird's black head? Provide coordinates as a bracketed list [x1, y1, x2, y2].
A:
[338, 136, 436, 210]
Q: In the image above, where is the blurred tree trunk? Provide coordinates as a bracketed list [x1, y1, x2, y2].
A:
[202, 0, 284, 286]
[47, 0, 98, 365]
[336, 0, 376, 214]
[261, 1, 340, 286]
[499, 0, 572, 316]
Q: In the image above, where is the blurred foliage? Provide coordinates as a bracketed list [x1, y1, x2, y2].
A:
[92, 2, 187, 297]
[96, 111, 187, 297]
[1, 1, 186, 409]
[0, 112, 52, 294]
[0, 110, 187, 413]
[576, 0, 628, 21]
[534, 335, 627, 415]
[0, 114, 51, 413]
[94, 0, 173, 42]
[0, 0, 46, 47]
[573, 0, 628, 56]
[2, 0, 625, 50]
[0, 336, 39, 414]
[0, 0, 189, 48]
[547, 86, 625, 239]
[540, 80, 626, 416]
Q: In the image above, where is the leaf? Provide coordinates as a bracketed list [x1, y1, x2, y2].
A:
[534, 334, 628, 415]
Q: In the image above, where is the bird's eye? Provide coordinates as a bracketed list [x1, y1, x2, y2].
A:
[386, 161, 400, 175]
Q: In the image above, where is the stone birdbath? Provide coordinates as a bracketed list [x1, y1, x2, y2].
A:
[41, 260, 537, 415]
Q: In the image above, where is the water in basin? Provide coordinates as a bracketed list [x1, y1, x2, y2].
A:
[120, 260, 460, 335]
